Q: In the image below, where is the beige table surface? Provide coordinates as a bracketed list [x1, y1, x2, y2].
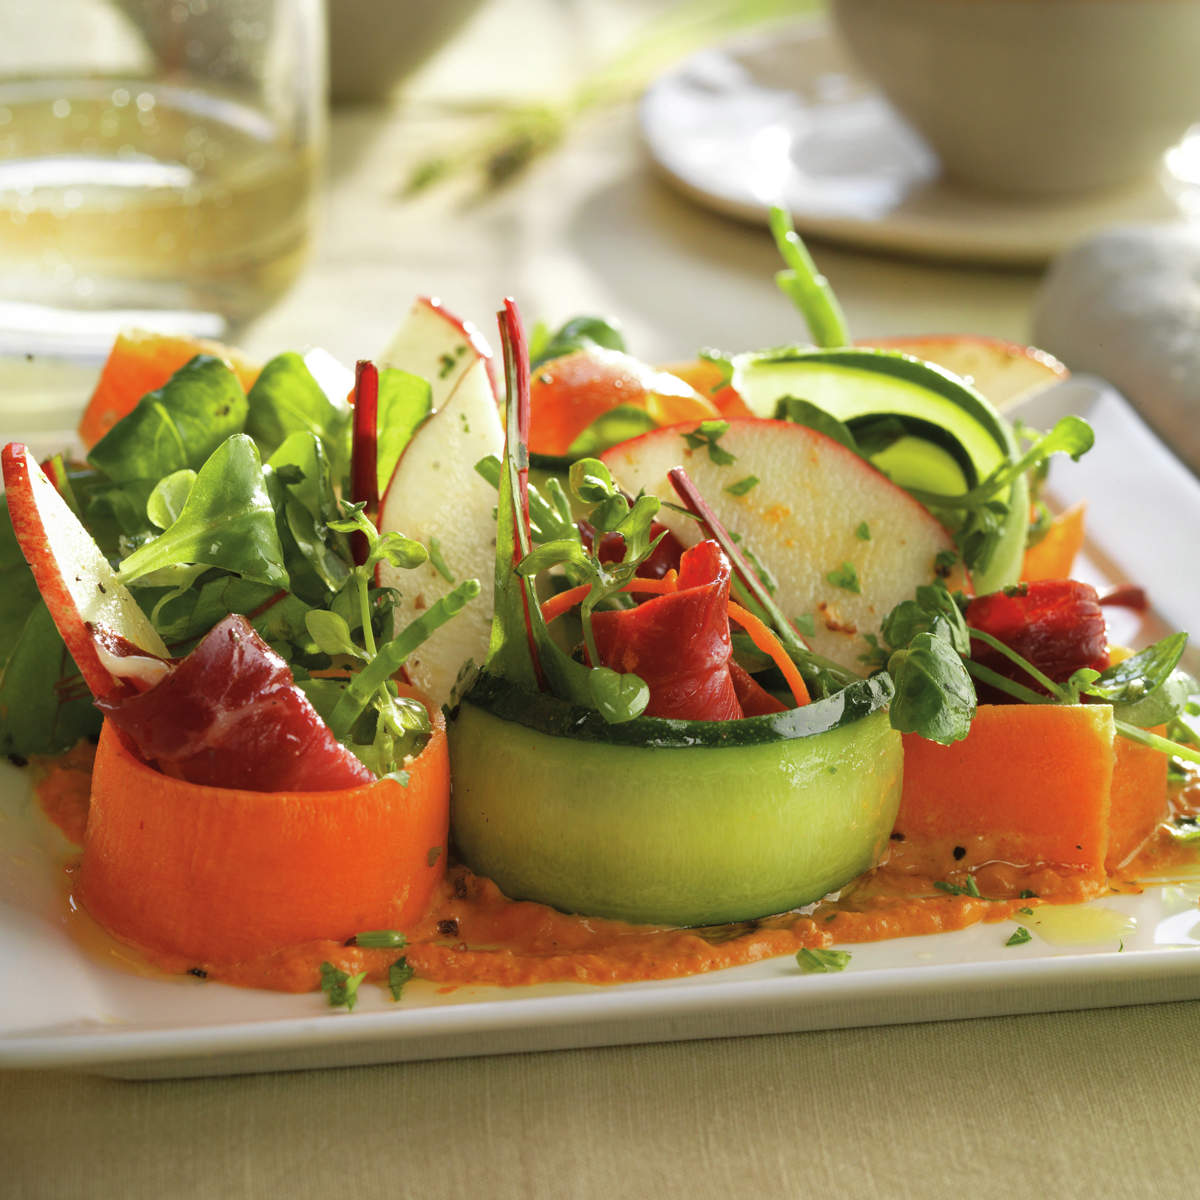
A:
[5, 3, 1199, 1197]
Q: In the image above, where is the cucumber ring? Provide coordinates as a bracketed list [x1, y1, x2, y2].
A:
[449, 672, 903, 926]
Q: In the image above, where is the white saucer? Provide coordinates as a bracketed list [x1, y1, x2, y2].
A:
[639, 20, 1200, 266]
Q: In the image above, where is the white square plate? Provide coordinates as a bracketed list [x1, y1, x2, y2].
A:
[2, 376, 1198, 1079]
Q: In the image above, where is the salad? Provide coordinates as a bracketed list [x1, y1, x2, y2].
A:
[3, 215, 1198, 1006]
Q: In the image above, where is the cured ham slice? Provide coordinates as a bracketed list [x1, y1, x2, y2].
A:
[966, 579, 1109, 703]
[99, 614, 374, 791]
[591, 540, 744, 721]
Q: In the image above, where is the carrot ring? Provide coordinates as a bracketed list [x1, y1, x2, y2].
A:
[78, 700, 448, 964]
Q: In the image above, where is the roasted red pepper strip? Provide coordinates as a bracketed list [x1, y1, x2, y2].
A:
[591, 540, 743, 721]
[98, 614, 374, 791]
[966, 579, 1109, 703]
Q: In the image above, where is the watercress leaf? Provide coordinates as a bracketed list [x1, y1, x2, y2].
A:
[566, 405, 659, 458]
[375, 368, 433, 498]
[1085, 633, 1187, 703]
[888, 631, 976, 744]
[305, 610, 366, 661]
[529, 314, 625, 368]
[1112, 667, 1199, 728]
[117, 434, 289, 589]
[245, 351, 353, 470]
[569, 457, 620, 504]
[587, 493, 631, 534]
[516, 538, 589, 577]
[88, 355, 248, 484]
[372, 531, 428, 572]
[587, 666, 649, 724]
[145, 469, 197, 530]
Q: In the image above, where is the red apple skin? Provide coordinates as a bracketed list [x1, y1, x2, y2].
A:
[2, 442, 168, 701]
[601, 418, 969, 672]
[380, 296, 499, 404]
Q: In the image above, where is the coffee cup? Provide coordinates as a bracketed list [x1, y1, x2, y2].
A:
[827, 0, 1200, 197]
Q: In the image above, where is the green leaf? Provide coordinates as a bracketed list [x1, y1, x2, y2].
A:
[117, 434, 289, 589]
[825, 562, 861, 594]
[145, 469, 197, 530]
[887, 632, 976, 744]
[568, 457, 621, 504]
[375, 368, 433, 497]
[0, 602, 102, 757]
[305, 610, 367, 661]
[882, 582, 970, 657]
[318, 961, 366, 1011]
[0, 497, 43, 674]
[725, 475, 759, 497]
[681, 419, 735, 466]
[774, 396, 859, 453]
[796, 948, 851, 973]
[245, 351, 352, 473]
[1006, 927, 1032, 947]
[88, 355, 248, 484]
[529, 314, 625, 368]
[388, 956, 416, 1000]
[587, 666, 649, 724]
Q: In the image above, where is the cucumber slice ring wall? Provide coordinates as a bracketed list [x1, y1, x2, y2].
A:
[733, 348, 1029, 593]
[449, 672, 903, 927]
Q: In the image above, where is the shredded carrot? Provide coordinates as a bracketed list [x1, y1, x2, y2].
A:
[540, 575, 678, 624]
[727, 602, 811, 707]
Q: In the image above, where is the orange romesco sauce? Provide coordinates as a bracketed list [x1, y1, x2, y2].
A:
[30, 755, 1200, 995]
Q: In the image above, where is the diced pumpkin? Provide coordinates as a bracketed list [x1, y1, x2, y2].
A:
[656, 358, 752, 418]
[1021, 502, 1086, 582]
[78, 329, 260, 448]
[1107, 727, 1169, 872]
[897, 704, 1116, 878]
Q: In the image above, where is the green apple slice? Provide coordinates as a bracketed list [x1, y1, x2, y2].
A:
[450, 671, 901, 926]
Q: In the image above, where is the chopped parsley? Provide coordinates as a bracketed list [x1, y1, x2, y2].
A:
[796, 947, 851, 973]
[793, 611, 816, 638]
[1005, 927, 1032, 947]
[388, 956, 416, 1000]
[934, 877, 983, 898]
[826, 561, 861, 594]
[724, 474, 759, 497]
[319, 961, 367, 1010]
[427, 535, 455, 583]
[681, 419, 735, 466]
[855, 521, 871, 541]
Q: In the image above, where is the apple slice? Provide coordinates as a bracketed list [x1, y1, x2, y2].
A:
[861, 334, 1067, 410]
[378, 295, 499, 407]
[601, 419, 967, 673]
[377, 356, 503, 707]
[2, 443, 169, 699]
